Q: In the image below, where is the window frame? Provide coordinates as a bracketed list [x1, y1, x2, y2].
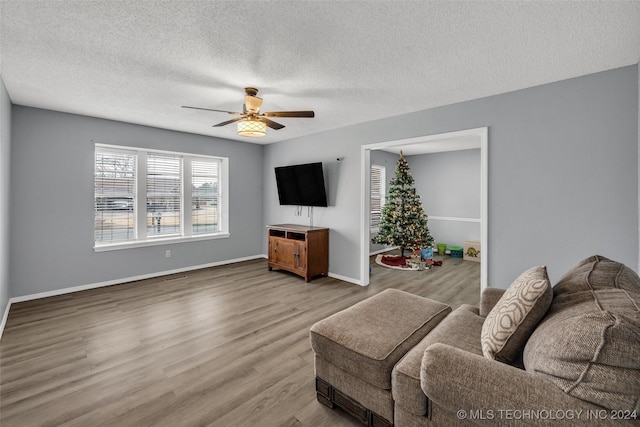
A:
[94, 144, 229, 252]
[370, 164, 386, 233]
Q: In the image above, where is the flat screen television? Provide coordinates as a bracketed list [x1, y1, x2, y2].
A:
[275, 162, 328, 207]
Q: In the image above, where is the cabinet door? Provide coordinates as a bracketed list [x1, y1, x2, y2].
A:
[294, 240, 307, 271]
[271, 238, 297, 268]
[268, 237, 278, 264]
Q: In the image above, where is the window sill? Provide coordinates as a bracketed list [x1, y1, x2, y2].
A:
[94, 232, 230, 252]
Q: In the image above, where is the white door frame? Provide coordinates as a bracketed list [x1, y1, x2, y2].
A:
[360, 127, 489, 291]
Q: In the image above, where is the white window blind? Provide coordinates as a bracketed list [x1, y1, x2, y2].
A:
[147, 153, 182, 237]
[94, 150, 137, 243]
[94, 144, 229, 250]
[191, 159, 221, 235]
[371, 164, 385, 230]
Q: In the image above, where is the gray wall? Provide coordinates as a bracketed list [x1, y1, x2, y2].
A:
[10, 107, 264, 297]
[0, 78, 10, 321]
[5, 65, 639, 299]
[369, 150, 399, 254]
[264, 65, 639, 287]
[408, 149, 481, 249]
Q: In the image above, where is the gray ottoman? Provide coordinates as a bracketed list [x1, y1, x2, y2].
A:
[310, 289, 451, 426]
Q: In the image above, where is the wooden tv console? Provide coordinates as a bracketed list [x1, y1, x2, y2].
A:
[267, 224, 329, 282]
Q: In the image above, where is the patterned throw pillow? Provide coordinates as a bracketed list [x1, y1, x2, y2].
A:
[481, 266, 552, 363]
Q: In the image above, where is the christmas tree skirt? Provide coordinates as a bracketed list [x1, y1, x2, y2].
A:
[375, 254, 419, 271]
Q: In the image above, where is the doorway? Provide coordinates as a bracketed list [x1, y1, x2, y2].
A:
[360, 127, 488, 291]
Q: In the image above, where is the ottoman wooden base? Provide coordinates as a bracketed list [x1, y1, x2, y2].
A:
[316, 377, 392, 427]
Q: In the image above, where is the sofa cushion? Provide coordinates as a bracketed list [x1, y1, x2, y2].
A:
[553, 255, 640, 297]
[310, 289, 450, 389]
[481, 265, 552, 363]
[392, 305, 484, 416]
[524, 286, 640, 412]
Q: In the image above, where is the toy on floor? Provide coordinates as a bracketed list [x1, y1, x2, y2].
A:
[419, 247, 442, 266]
[426, 259, 443, 266]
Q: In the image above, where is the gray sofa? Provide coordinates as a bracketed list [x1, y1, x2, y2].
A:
[311, 255, 640, 426]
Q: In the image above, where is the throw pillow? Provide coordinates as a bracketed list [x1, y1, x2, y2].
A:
[523, 288, 640, 412]
[553, 255, 640, 297]
[481, 265, 552, 363]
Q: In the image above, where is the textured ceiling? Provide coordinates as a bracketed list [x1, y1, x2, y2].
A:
[1, 1, 639, 145]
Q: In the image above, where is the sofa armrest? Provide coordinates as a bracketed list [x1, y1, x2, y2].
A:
[479, 287, 505, 317]
[421, 343, 634, 426]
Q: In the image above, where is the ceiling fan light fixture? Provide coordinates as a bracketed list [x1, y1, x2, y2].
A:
[183, 87, 314, 135]
[237, 119, 267, 137]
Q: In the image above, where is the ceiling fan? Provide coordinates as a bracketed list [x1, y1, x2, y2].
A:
[182, 87, 315, 137]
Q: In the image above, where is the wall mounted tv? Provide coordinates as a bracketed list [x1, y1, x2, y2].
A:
[275, 162, 328, 207]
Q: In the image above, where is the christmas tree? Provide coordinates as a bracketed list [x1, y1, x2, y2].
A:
[372, 151, 434, 257]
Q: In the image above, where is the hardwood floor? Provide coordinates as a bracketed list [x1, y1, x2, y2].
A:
[0, 254, 480, 426]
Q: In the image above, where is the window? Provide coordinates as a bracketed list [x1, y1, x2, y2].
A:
[370, 164, 385, 231]
[147, 153, 182, 237]
[191, 160, 221, 235]
[95, 149, 137, 243]
[95, 145, 228, 250]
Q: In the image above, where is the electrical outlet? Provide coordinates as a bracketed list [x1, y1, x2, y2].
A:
[165, 250, 171, 258]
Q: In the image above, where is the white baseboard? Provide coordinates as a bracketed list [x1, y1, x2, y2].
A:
[328, 272, 362, 286]
[10, 254, 267, 304]
[369, 246, 399, 256]
[0, 300, 9, 341]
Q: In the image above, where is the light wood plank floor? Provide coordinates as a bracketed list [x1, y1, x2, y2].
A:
[0, 254, 479, 426]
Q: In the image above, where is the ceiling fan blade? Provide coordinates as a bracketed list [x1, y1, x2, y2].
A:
[182, 105, 243, 115]
[213, 117, 246, 127]
[259, 117, 285, 130]
[263, 111, 315, 118]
